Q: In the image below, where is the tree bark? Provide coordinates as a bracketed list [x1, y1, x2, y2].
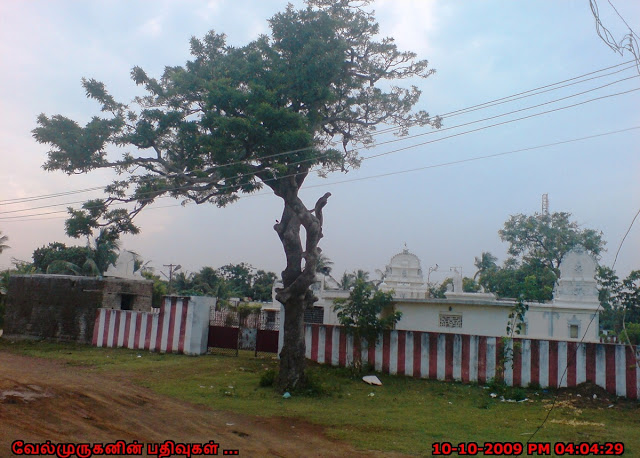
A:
[273, 188, 331, 391]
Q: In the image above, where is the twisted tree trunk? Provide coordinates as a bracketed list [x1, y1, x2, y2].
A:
[273, 188, 331, 390]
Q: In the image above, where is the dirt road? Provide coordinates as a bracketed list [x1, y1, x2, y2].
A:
[0, 352, 402, 457]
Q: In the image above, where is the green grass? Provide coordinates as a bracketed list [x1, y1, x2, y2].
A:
[2, 338, 639, 456]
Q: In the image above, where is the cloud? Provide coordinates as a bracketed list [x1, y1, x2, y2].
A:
[138, 15, 164, 38]
[375, 0, 440, 55]
[199, 0, 226, 21]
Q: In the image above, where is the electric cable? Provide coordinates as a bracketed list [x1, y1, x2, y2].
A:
[3, 83, 638, 218]
[1, 126, 637, 221]
[2, 60, 637, 206]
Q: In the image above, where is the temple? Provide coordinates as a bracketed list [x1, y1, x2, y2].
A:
[273, 245, 601, 342]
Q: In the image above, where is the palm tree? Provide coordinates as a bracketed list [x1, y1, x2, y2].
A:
[91, 228, 121, 274]
[339, 271, 355, 290]
[0, 231, 9, 255]
[354, 269, 370, 283]
[316, 254, 334, 276]
[473, 252, 498, 280]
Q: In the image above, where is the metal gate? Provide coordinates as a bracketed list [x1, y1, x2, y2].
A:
[208, 309, 280, 356]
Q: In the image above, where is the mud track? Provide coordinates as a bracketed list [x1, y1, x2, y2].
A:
[0, 352, 403, 457]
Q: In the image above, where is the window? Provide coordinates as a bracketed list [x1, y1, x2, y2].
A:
[439, 313, 462, 328]
[120, 294, 134, 311]
[569, 324, 579, 339]
[266, 311, 276, 324]
[304, 306, 324, 324]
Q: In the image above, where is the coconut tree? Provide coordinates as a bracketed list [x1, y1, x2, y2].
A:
[0, 231, 9, 255]
[316, 254, 334, 276]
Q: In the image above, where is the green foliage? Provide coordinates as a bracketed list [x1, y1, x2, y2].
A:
[0, 230, 9, 255]
[618, 322, 640, 345]
[32, 230, 120, 276]
[333, 279, 401, 355]
[172, 264, 276, 302]
[499, 211, 605, 270]
[479, 257, 556, 301]
[316, 254, 333, 276]
[429, 277, 452, 298]
[32, 0, 437, 388]
[141, 271, 168, 308]
[598, 268, 640, 334]
[473, 252, 498, 280]
[251, 270, 278, 302]
[462, 277, 480, 293]
[506, 298, 529, 336]
[46, 260, 81, 275]
[236, 303, 262, 322]
[32, 0, 436, 239]
[477, 211, 605, 308]
[333, 279, 400, 378]
[4, 342, 640, 456]
[338, 271, 355, 290]
[338, 269, 371, 291]
[33, 242, 94, 272]
[259, 369, 277, 388]
[219, 263, 254, 298]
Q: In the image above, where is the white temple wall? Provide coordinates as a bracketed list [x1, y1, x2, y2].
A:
[394, 301, 512, 337]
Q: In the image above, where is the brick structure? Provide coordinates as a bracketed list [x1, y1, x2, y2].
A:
[4, 274, 152, 343]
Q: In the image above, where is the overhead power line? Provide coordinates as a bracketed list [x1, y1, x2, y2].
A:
[1, 126, 637, 222]
[3, 79, 638, 218]
[2, 60, 637, 206]
[527, 202, 640, 444]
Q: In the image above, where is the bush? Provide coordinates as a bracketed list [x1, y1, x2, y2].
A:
[259, 369, 276, 387]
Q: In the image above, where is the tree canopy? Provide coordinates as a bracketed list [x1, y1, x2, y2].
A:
[597, 267, 640, 339]
[499, 211, 605, 270]
[333, 278, 401, 371]
[32, 0, 436, 390]
[478, 211, 605, 302]
[173, 263, 277, 302]
[32, 229, 120, 276]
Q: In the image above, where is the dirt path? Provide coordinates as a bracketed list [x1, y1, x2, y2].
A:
[0, 352, 404, 457]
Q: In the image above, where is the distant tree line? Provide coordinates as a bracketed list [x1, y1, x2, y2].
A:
[0, 231, 278, 311]
[454, 211, 639, 343]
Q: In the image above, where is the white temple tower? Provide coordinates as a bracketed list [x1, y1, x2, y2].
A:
[379, 247, 428, 299]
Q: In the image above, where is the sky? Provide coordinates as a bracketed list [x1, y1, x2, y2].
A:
[0, 0, 638, 285]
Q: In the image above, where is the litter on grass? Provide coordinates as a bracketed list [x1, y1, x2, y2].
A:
[362, 375, 382, 386]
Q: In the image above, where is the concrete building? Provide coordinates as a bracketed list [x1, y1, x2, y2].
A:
[277, 246, 601, 342]
[4, 273, 152, 343]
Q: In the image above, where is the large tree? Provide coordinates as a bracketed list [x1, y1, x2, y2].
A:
[478, 211, 606, 302]
[499, 211, 605, 271]
[597, 267, 640, 336]
[32, 0, 436, 389]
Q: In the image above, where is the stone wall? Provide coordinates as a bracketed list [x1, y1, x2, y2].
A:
[4, 275, 152, 343]
[101, 277, 153, 311]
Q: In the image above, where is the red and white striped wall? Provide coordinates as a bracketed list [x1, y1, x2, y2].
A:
[304, 325, 640, 399]
[92, 297, 210, 355]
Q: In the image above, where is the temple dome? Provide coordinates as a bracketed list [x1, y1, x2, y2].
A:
[379, 247, 428, 299]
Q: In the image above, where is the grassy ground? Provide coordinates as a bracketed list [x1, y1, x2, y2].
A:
[1, 339, 638, 456]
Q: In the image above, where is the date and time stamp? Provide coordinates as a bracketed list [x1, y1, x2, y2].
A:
[432, 441, 624, 456]
[7, 439, 626, 456]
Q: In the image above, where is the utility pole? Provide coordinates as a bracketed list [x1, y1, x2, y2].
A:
[161, 263, 182, 294]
